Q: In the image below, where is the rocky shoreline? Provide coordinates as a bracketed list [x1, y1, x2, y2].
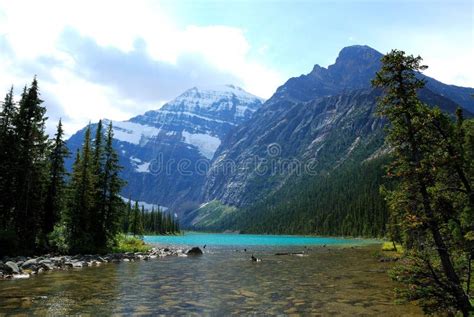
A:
[0, 246, 203, 280]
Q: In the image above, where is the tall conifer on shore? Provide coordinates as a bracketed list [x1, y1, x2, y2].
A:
[65, 126, 96, 253]
[373, 50, 473, 315]
[43, 119, 69, 244]
[13, 78, 49, 252]
[0, 87, 17, 231]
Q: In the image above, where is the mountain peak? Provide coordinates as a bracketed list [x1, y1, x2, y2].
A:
[331, 45, 383, 69]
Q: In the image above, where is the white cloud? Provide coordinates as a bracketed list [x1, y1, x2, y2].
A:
[0, 0, 283, 136]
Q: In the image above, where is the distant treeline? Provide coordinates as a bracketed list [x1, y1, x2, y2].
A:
[122, 201, 180, 236]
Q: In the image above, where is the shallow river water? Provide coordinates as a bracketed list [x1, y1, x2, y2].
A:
[0, 234, 422, 315]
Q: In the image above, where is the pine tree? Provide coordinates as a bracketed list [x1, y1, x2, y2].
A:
[91, 120, 105, 249]
[0, 87, 17, 230]
[373, 49, 473, 315]
[65, 126, 96, 253]
[42, 119, 69, 245]
[13, 78, 49, 252]
[123, 198, 132, 233]
[101, 122, 125, 246]
[130, 201, 143, 236]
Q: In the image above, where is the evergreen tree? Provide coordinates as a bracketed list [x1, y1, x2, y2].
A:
[130, 201, 143, 236]
[91, 120, 105, 249]
[65, 127, 96, 253]
[373, 49, 473, 315]
[123, 198, 132, 233]
[101, 122, 125, 246]
[13, 78, 49, 252]
[0, 87, 17, 231]
[43, 119, 69, 240]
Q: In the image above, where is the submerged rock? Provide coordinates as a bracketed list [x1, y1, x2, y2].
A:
[186, 247, 203, 255]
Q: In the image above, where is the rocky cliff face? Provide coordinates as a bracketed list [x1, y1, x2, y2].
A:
[67, 85, 263, 210]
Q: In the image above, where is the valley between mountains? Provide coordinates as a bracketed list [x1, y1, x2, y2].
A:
[67, 45, 474, 236]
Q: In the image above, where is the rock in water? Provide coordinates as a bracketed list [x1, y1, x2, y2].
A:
[21, 258, 38, 270]
[5, 261, 20, 274]
[251, 255, 261, 262]
[12, 273, 30, 279]
[186, 247, 203, 255]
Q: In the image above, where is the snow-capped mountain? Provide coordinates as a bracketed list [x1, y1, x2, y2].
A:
[67, 84, 263, 210]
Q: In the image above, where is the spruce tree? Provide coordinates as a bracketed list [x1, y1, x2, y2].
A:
[101, 122, 125, 246]
[0, 87, 17, 230]
[91, 120, 106, 249]
[65, 126, 96, 253]
[373, 49, 473, 315]
[43, 119, 69, 241]
[13, 78, 49, 252]
[123, 198, 132, 233]
[130, 201, 143, 236]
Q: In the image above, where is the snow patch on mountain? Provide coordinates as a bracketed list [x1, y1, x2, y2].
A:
[112, 121, 161, 145]
[182, 131, 221, 159]
[135, 161, 151, 173]
[158, 110, 236, 125]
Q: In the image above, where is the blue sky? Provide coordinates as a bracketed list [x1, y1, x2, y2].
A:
[0, 0, 472, 135]
[163, 0, 473, 79]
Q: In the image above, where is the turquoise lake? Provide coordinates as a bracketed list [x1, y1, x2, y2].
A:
[0, 234, 421, 315]
[144, 232, 378, 247]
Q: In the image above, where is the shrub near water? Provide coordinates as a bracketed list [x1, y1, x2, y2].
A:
[381, 242, 404, 253]
[112, 234, 150, 253]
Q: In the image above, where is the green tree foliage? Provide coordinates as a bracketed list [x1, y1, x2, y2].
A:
[12, 78, 49, 253]
[200, 157, 389, 237]
[65, 122, 126, 253]
[123, 202, 180, 235]
[130, 201, 144, 236]
[65, 127, 96, 253]
[100, 122, 126, 245]
[43, 119, 69, 242]
[373, 49, 473, 315]
[0, 80, 129, 256]
[0, 87, 17, 232]
[0, 87, 19, 254]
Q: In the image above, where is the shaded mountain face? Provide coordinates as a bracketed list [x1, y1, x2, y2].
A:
[200, 45, 473, 212]
[66, 85, 263, 210]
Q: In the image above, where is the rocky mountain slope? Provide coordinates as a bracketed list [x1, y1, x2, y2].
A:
[67, 85, 263, 210]
[199, 46, 472, 213]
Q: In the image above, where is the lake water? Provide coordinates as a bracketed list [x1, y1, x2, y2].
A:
[143, 232, 377, 246]
[0, 233, 421, 315]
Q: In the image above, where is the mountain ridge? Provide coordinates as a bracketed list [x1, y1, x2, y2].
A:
[195, 45, 473, 226]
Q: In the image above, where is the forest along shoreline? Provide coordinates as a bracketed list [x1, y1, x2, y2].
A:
[0, 246, 205, 280]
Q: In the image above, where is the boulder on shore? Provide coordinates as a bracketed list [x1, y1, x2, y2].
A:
[5, 261, 20, 274]
[186, 247, 203, 255]
[21, 258, 38, 270]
